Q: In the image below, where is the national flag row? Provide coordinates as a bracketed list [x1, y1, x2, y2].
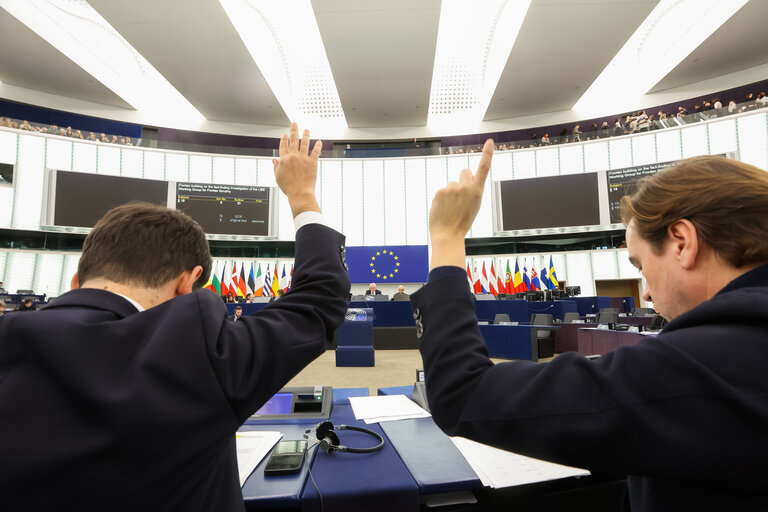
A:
[203, 261, 293, 297]
[466, 256, 560, 295]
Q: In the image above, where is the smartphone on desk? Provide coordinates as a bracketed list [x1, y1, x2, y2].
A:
[264, 440, 308, 476]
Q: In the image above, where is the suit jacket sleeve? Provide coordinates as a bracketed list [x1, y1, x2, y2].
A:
[411, 266, 768, 483]
[201, 223, 350, 423]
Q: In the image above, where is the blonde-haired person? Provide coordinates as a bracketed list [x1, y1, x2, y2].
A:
[413, 153, 768, 510]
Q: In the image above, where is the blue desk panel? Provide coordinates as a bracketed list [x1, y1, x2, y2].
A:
[474, 300, 529, 323]
[333, 387, 370, 401]
[300, 402, 419, 512]
[479, 325, 537, 360]
[378, 385, 413, 396]
[349, 301, 414, 326]
[381, 417, 481, 495]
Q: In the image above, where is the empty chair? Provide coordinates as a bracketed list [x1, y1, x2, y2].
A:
[530, 314, 555, 358]
[563, 312, 581, 323]
[493, 314, 510, 324]
[16, 289, 34, 295]
[632, 307, 655, 316]
[596, 311, 619, 325]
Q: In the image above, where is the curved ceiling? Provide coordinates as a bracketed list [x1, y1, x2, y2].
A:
[1, 0, 767, 139]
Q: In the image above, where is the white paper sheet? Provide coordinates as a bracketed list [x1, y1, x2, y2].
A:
[450, 437, 590, 489]
[349, 394, 431, 424]
[235, 431, 283, 486]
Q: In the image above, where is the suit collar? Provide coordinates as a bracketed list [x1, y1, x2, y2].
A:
[41, 288, 141, 318]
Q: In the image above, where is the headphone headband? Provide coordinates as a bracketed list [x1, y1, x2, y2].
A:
[304, 421, 385, 455]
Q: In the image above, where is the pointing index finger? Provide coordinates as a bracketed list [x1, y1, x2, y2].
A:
[473, 139, 494, 187]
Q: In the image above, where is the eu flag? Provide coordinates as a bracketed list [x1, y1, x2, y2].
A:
[346, 245, 429, 284]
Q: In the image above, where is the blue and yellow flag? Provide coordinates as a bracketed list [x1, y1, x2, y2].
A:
[346, 245, 428, 283]
[548, 256, 560, 288]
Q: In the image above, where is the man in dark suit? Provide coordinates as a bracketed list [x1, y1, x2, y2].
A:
[412, 150, 768, 510]
[230, 305, 243, 321]
[364, 282, 381, 295]
[0, 123, 350, 511]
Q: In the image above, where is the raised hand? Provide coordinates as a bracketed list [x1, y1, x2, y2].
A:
[428, 139, 494, 270]
[272, 122, 322, 217]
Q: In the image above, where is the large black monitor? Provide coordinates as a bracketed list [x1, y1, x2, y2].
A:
[42, 169, 168, 230]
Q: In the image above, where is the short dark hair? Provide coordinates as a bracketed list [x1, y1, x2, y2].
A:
[234, 306, 242, 311]
[78, 202, 211, 289]
[620, 156, 768, 268]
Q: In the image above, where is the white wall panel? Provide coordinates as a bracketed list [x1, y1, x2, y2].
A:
[13, 135, 45, 230]
[737, 113, 768, 171]
[491, 151, 513, 181]
[0, 130, 17, 164]
[564, 252, 594, 296]
[583, 141, 609, 172]
[425, 157, 448, 244]
[60, 254, 80, 296]
[468, 152, 493, 238]
[707, 119, 737, 156]
[319, 160, 343, 234]
[446, 154, 468, 179]
[362, 160, 385, 246]
[234, 158, 257, 186]
[608, 138, 632, 169]
[33, 253, 64, 297]
[535, 147, 559, 177]
[120, 148, 143, 178]
[655, 129, 682, 162]
[5, 251, 36, 293]
[558, 144, 584, 175]
[513, 151, 535, 179]
[97, 145, 121, 175]
[631, 134, 656, 166]
[616, 248, 640, 279]
[681, 124, 708, 158]
[342, 160, 364, 246]
[143, 151, 165, 180]
[257, 159, 275, 187]
[404, 158, 428, 245]
[0, 252, 6, 284]
[212, 156, 235, 186]
[383, 159, 407, 245]
[590, 250, 618, 280]
[165, 153, 189, 182]
[46, 138, 72, 171]
[189, 155, 212, 183]
[72, 142, 97, 173]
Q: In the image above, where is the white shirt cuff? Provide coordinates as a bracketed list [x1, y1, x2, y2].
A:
[294, 211, 328, 232]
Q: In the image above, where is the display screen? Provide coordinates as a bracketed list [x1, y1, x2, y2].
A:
[0, 162, 14, 185]
[606, 161, 672, 223]
[253, 393, 293, 416]
[175, 182, 271, 236]
[498, 173, 600, 231]
[51, 171, 168, 228]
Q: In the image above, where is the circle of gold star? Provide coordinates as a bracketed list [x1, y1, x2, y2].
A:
[370, 249, 400, 280]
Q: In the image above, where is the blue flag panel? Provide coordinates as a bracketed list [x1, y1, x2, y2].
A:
[346, 245, 429, 284]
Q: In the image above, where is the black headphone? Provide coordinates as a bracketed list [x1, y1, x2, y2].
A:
[304, 420, 385, 455]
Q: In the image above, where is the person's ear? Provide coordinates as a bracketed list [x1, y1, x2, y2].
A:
[71, 272, 80, 290]
[667, 219, 699, 270]
[174, 265, 204, 296]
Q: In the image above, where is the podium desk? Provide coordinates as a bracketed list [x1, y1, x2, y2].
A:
[576, 328, 648, 356]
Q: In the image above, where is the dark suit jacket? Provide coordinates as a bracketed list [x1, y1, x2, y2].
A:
[0, 223, 350, 511]
[364, 289, 382, 295]
[412, 264, 768, 511]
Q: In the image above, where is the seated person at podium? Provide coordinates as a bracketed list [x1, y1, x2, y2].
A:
[0, 123, 351, 510]
[365, 282, 381, 295]
[412, 150, 768, 509]
[230, 305, 243, 321]
[391, 285, 409, 300]
[16, 298, 36, 312]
